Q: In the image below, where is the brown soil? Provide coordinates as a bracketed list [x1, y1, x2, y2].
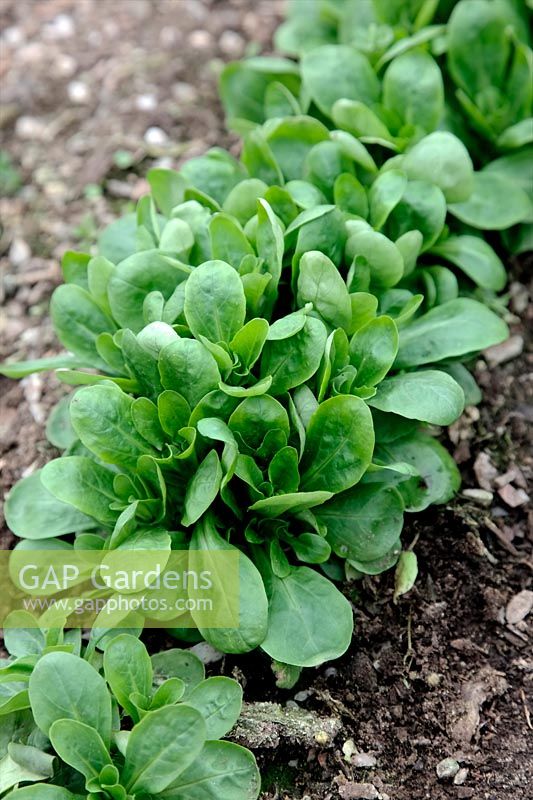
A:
[0, 3, 531, 799]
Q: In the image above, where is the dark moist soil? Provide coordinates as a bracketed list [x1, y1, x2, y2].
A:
[1, 3, 532, 799]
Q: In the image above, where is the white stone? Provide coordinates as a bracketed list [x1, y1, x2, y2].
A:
[144, 127, 168, 146]
[9, 238, 31, 266]
[189, 29, 212, 49]
[68, 81, 90, 104]
[44, 14, 75, 40]
[135, 94, 157, 112]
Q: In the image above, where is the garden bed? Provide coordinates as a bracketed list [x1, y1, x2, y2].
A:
[1, 2, 531, 799]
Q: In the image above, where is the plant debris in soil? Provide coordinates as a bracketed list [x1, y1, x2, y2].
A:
[0, 3, 532, 799]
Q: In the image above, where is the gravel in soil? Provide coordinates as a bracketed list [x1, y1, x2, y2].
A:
[1, 3, 531, 799]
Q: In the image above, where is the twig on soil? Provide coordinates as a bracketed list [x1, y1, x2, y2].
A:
[231, 701, 342, 749]
[520, 688, 533, 730]
[403, 608, 415, 671]
[483, 517, 522, 557]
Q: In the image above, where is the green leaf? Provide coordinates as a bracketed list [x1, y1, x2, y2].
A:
[430, 235, 506, 291]
[98, 213, 137, 263]
[161, 740, 260, 800]
[261, 566, 353, 667]
[448, 172, 532, 230]
[122, 705, 206, 794]
[209, 215, 254, 265]
[256, 198, 285, 314]
[265, 116, 329, 182]
[230, 318, 269, 370]
[6, 786, 78, 800]
[49, 719, 112, 782]
[261, 316, 327, 394]
[0, 354, 82, 379]
[300, 395, 374, 493]
[268, 446, 300, 494]
[103, 635, 152, 720]
[70, 384, 156, 469]
[223, 179, 269, 225]
[151, 650, 205, 698]
[297, 251, 351, 330]
[447, 0, 511, 98]
[219, 56, 300, 126]
[41, 457, 119, 527]
[385, 180, 446, 251]
[301, 45, 380, 116]
[368, 370, 465, 425]
[349, 316, 398, 387]
[395, 298, 509, 368]
[401, 132, 473, 203]
[0, 745, 54, 795]
[229, 394, 289, 452]
[191, 517, 268, 653]
[332, 99, 396, 145]
[393, 551, 418, 601]
[186, 677, 242, 739]
[182, 450, 223, 526]
[50, 284, 115, 367]
[383, 51, 444, 134]
[290, 533, 331, 564]
[132, 397, 166, 449]
[184, 260, 246, 344]
[108, 250, 189, 332]
[29, 652, 112, 745]
[249, 491, 333, 518]
[148, 168, 186, 216]
[46, 393, 78, 449]
[316, 484, 404, 563]
[159, 338, 221, 408]
[376, 431, 461, 511]
[346, 229, 404, 289]
[368, 170, 407, 230]
[5, 470, 94, 540]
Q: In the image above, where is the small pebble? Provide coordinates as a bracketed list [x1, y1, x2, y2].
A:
[342, 738, 357, 761]
[338, 783, 379, 800]
[68, 81, 90, 104]
[219, 29, 245, 56]
[173, 82, 197, 104]
[352, 753, 377, 768]
[506, 590, 533, 625]
[135, 93, 157, 111]
[462, 488, 493, 507]
[44, 14, 75, 40]
[294, 690, 311, 703]
[454, 767, 469, 786]
[473, 451, 498, 491]
[144, 126, 168, 146]
[15, 116, 48, 141]
[324, 667, 338, 679]
[314, 730, 330, 745]
[2, 26, 25, 46]
[497, 484, 529, 508]
[54, 54, 77, 77]
[9, 238, 31, 266]
[189, 29, 212, 49]
[436, 757, 460, 780]
[484, 335, 524, 366]
[189, 642, 223, 664]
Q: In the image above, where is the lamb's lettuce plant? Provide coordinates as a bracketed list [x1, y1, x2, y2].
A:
[223, 0, 532, 251]
[0, 0, 516, 674]
[0, 632, 259, 799]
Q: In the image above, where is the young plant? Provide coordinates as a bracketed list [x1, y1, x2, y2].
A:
[0, 0, 517, 674]
[1, 633, 259, 800]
